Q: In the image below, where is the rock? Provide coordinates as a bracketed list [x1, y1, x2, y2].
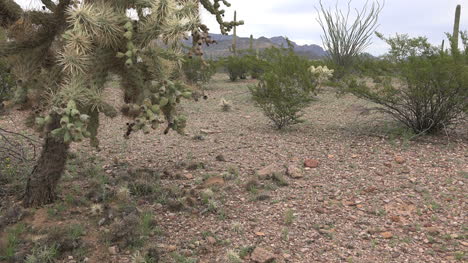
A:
[314, 207, 325, 214]
[425, 227, 440, 235]
[184, 173, 194, 180]
[167, 245, 177, 252]
[257, 164, 283, 179]
[304, 159, 319, 168]
[251, 247, 276, 263]
[203, 176, 225, 188]
[394, 156, 405, 164]
[215, 154, 226, 162]
[380, 232, 393, 239]
[255, 194, 271, 201]
[206, 236, 216, 245]
[286, 165, 303, 178]
[108, 246, 119, 255]
[200, 129, 219, 134]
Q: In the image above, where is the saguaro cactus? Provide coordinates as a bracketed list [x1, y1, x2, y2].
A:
[452, 5, 461, 51]
[232, 10, 237, 55]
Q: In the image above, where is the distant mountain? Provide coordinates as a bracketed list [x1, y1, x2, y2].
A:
[184, 34, 327, 59]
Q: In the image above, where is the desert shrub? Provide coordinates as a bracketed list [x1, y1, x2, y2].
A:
[0, 30, 14, 106]
[243, 54, 267, 79]
[347, 34, 468, 134]
[182, 56, 217, 85]
[224, 55, 248, 81]
[249, 48, 317, 129]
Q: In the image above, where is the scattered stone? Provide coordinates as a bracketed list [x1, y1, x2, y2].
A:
[364, 186, 377, 193]
[255, 194, 271, 201]
[215, 154, 226, 162]
[255, 232, 266, 236]
[200, 129, 219, 134]
[380, 232, 393, 239]
[206, 236, 216, 245]
[184, 173, 194, 180]
[203, 176, 225, 188]
[304, 159, 319, 168]
[250, 247, 276, 263]
[257, 164, 283, 179]
[314, 207, 325, 214]
[318, 229, 333, 236]
[286, 165, 303, 178]
[394, 156, 406, 164]
[108, 246, 119, 255]
[425, 227, 440, 235]
[167, 245, 177, 252]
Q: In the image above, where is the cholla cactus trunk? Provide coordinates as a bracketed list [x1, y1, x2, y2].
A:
[24, 113, 69, 206]
[0, 0, 242, 206]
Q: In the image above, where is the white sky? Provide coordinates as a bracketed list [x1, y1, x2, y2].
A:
[14, 0, 468, 55]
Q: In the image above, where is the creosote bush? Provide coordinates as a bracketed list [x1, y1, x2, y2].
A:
[224, 55, 249, 81]
[347, 33, 468, 134]
[249, 47, 318, 129]
[182, 56, 217, 85]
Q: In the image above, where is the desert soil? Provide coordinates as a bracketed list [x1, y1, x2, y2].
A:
[0, 74, 467, 263]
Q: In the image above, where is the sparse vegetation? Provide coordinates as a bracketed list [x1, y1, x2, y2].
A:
[249, 47, 316, 129]
[0, 1, 466, 263]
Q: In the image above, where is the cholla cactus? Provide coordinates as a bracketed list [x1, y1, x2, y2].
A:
[219, 97, 232, 111]
[309, 65, 334, 93]
[0, 0, 241, 206]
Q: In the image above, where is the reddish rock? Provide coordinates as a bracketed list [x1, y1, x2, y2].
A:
[251, 247, 276, 263]
[394, 156, 406, 164]
[304, 159, 319, 168]
[203, 176, 224, 188]
[380, 232, 393, 239]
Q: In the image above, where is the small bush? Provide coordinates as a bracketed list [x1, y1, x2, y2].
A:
[182, 56, 217, 85]
[244, 54, 267, 79]
[224, 56, 248, 81]
[0, 29, 14, 106]
[347, 34, 468, 134]
[249, 48, 317, 129]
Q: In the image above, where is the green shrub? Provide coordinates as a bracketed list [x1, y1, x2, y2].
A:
[347, 34, 468, 134]
[249, 48, 316, 129]
[182, 56, 217, 85]
[244, 54, 267, 79]
[224, 56, 248, 81]
[0, 29, 14, 106]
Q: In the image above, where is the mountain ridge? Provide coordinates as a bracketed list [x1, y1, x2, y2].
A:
[184, 34, 327, 59]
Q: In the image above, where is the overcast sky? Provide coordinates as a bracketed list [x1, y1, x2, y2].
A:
[15, 0, 468, 55]
[200, 0, 468, 55]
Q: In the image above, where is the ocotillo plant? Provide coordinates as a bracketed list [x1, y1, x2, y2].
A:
[0, 0, 242, 206]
